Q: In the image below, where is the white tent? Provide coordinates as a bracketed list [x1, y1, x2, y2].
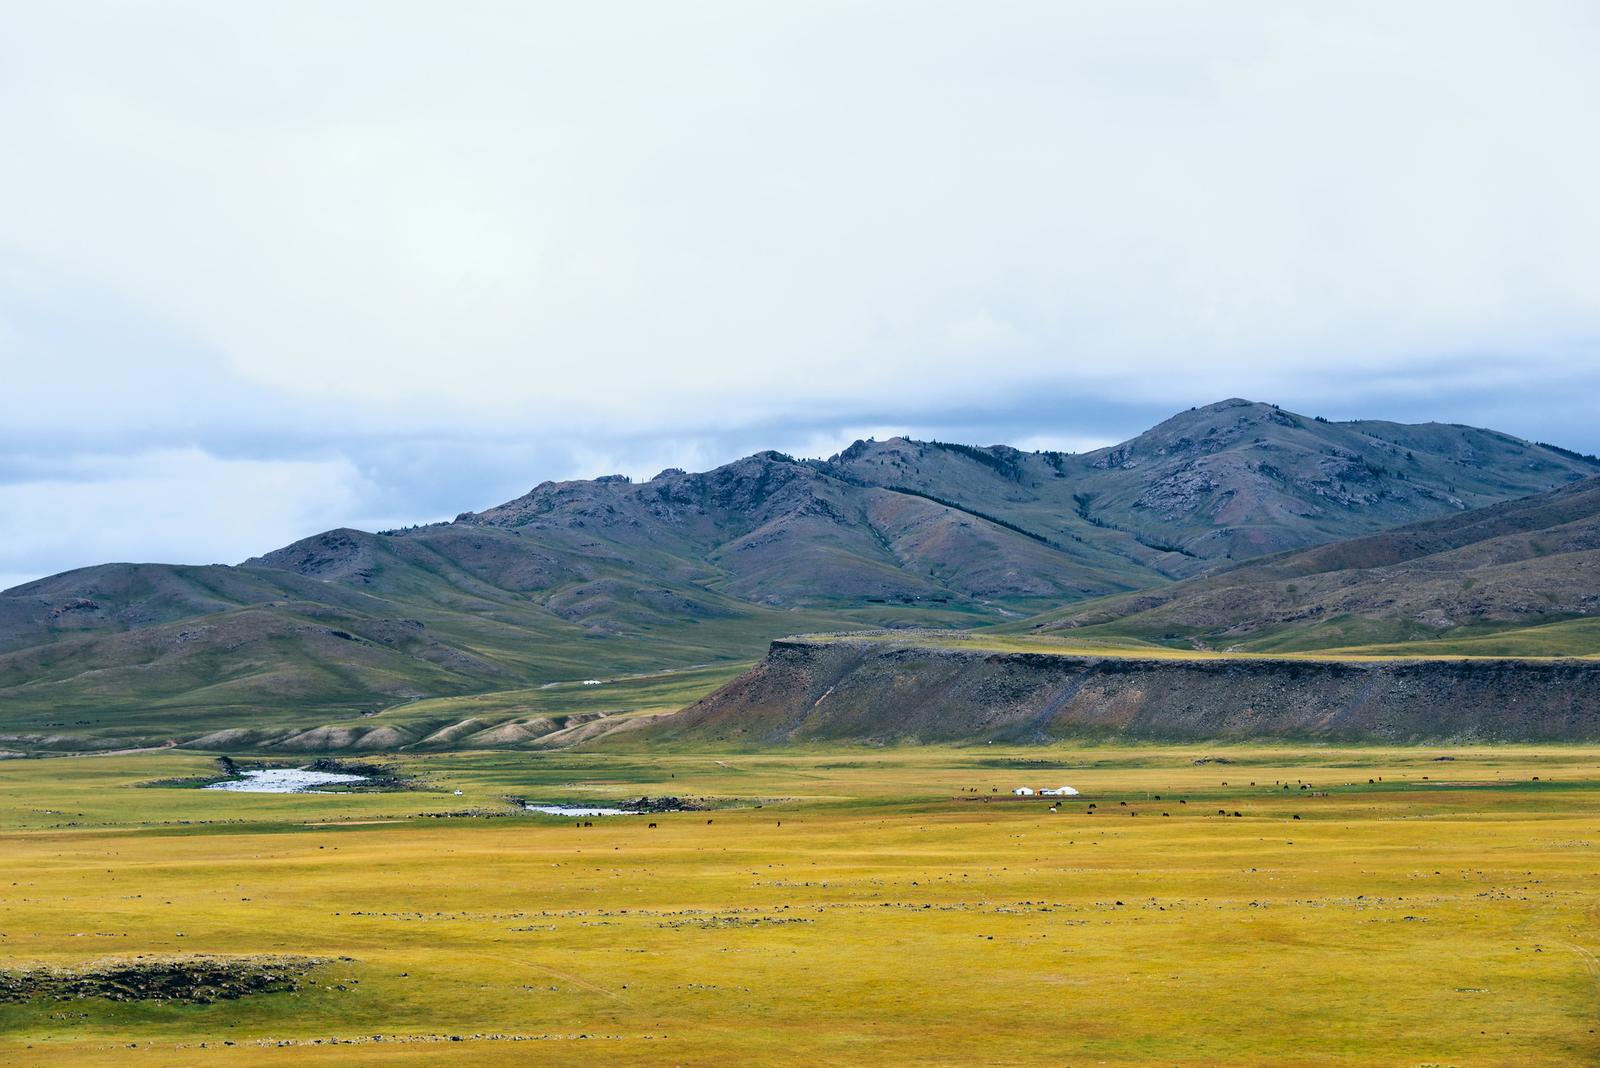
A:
[1012, 787, 1035, 796]
[1041, 786, 1079, 796]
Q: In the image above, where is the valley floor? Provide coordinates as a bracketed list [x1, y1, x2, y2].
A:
[2, 746, 1598, 1065]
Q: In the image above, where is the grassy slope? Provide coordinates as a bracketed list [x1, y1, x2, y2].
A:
[2, 746, 1598, 1065]
[1318, 616, 1600, 658]
[0, 533, 984, 749]
[1018, 605, 1600, 659]
[798, 626, 1600, 660]
[1019, 475, 1600, 657]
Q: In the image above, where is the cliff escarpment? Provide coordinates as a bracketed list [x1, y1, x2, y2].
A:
[656, 639, 1600, 744]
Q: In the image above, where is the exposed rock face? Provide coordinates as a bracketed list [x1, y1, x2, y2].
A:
[248, 528, 377, 581]
[658, 639, 1600, 744]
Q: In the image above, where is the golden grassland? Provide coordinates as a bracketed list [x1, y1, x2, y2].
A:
[2, 745, 1599, 1066]
[802, 627, 1600, 661]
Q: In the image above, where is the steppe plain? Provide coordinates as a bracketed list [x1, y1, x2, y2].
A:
[2, 743, 1596, 1066]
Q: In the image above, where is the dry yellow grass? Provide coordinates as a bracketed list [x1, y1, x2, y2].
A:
[806, 628, 1600, 661]
[2, 746, 1598, 1065]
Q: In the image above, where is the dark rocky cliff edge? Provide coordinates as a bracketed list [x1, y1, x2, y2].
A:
[654, 639, 1600, 744]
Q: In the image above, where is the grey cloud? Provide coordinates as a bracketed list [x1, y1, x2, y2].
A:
[3, 2, 1599, 583]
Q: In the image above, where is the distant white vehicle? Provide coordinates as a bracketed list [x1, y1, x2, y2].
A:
[1012, 787, 1035, 796]
[1041, 786, 1080, 796]
[582, 679, 602, 686]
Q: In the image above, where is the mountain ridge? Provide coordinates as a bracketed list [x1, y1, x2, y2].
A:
[2, 398, 1596, 751]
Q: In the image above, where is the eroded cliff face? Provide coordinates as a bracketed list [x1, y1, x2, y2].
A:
[657, 639, 1600, 744]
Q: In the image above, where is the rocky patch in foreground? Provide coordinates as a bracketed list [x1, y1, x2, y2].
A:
[0, 955, 332, 1003]
[621, 796, 705, 813]
[302, 757, 413, 789]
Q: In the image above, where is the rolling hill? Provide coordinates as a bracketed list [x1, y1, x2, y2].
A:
[1032, 474, 1600, 655]
[2, 398, 1595, 751]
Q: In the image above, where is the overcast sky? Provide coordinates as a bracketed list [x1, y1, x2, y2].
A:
[3, 2, 1599, 590]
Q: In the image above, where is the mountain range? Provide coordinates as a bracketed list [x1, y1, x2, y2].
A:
[2, 398, 1596, 751]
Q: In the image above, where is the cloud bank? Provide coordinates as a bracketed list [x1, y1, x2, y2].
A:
[2, 2, 1598, 584]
